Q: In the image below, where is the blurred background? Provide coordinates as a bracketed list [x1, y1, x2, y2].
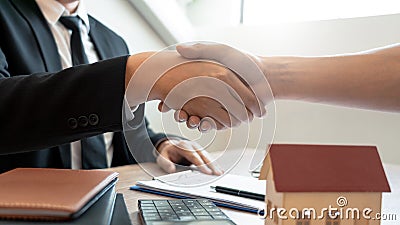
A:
[86, 0, 400, 164]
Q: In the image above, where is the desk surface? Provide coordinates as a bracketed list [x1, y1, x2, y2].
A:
[107, 150, 400, 225]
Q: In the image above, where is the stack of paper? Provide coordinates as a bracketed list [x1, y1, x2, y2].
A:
[131, 170, 266, 213]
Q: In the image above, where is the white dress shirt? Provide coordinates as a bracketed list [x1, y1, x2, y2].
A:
[36, 0, 114, 169]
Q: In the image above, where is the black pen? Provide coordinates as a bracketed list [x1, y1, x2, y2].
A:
[210, 186, 265, 201]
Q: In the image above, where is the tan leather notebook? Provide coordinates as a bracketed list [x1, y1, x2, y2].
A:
[0, 168, 118, 221]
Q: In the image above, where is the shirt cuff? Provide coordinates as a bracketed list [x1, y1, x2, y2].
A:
[123, 96, 138, 121]
[123, 97, 141, 131]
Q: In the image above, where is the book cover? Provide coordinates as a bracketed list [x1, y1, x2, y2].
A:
[0, 168, 118, 220]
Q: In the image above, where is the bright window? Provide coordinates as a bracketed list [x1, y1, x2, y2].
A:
[243, 0, 400, 25]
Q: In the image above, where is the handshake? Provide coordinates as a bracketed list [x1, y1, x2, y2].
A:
[125, 43, 274, 131]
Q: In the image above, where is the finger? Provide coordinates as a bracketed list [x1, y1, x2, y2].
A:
[177, 44, 267, 117]
[191, 143, 223, 176]
[176, 44, 203, 59]
[199, 116, 228, 132]
[181, 105, 228, 130]
[186, 115, 201, 129]
[174, 110, 188, 122]
[210, 107, 241, 128]
[197, 152, 223, 176]
[199, 118, 213, 132]
[156, 153, 177, 174]
[178, 141, 213, 175]
[158, 102, 172, 113]
[177, 43, 264, 86]
[181, 98, 233, 129]
[225, 74, 265, 118]
[247, 109, 254, 122]
[260, 107, 267, 118]
[219, 90, 254, 123]
[176, 43, 228, 60]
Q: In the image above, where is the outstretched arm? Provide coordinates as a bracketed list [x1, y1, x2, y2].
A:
[177, 43, 400, 113]
[0, 50, 259, 152]
[261, 44, 400, 112]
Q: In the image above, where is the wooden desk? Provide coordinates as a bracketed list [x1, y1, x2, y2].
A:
[107, 150, 400, 225]
[107, 149, 264, 225]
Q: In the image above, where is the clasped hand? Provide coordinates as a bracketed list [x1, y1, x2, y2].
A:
[125, 44, 269, 174]
[156, 43, 270, 131]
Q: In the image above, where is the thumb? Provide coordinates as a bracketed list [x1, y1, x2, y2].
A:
[176, 44, 202, 59]
[177, 43, 229, 61]
[156, 155, 177, 174]
[158, 102, 172, 113]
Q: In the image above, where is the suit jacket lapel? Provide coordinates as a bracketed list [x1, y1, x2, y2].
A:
[88, 17, 110, 60]
[12, 0, 62, 72]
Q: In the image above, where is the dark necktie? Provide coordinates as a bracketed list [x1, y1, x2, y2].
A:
[59, 16, 108, 169]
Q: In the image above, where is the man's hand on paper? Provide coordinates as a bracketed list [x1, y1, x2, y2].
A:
[155, 139, 223, 175]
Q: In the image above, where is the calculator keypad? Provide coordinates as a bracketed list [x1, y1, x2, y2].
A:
[139, 199, 233, 223]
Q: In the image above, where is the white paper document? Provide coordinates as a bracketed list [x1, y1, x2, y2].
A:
[133, 170, 266, 212]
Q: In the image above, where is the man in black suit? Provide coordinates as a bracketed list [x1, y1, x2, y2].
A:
[0, 0, 255, 174]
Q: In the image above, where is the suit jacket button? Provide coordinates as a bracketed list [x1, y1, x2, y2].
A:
[78, 116, 89, 127]
[68, 118, 78, 129]
[88, 114, 99, 126]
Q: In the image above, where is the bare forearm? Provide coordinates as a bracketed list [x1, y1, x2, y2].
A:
[262, 44, 400, 112]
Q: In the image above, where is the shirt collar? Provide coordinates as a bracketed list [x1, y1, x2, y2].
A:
[36, 0, 90, 31]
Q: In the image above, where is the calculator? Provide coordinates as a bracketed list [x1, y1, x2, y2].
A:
[138, 199, 236, 225]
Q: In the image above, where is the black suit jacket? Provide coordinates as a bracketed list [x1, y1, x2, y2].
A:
[0, 0, 165, 172]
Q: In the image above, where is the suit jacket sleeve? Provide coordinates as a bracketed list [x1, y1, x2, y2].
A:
[86, 16, 169, 162]
[0, 47, 128, 154]
[109, 29, 169, 161]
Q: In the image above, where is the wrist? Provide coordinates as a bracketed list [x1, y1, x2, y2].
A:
[156, 137, 186, 153]
[156, 139, 169, 150]
[125, 52, 154, 89]
[261, 56, 293, 100]
[125, 52, 158, 107]
[152, 139, 168, 158]
[125, 51, 191, 107]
